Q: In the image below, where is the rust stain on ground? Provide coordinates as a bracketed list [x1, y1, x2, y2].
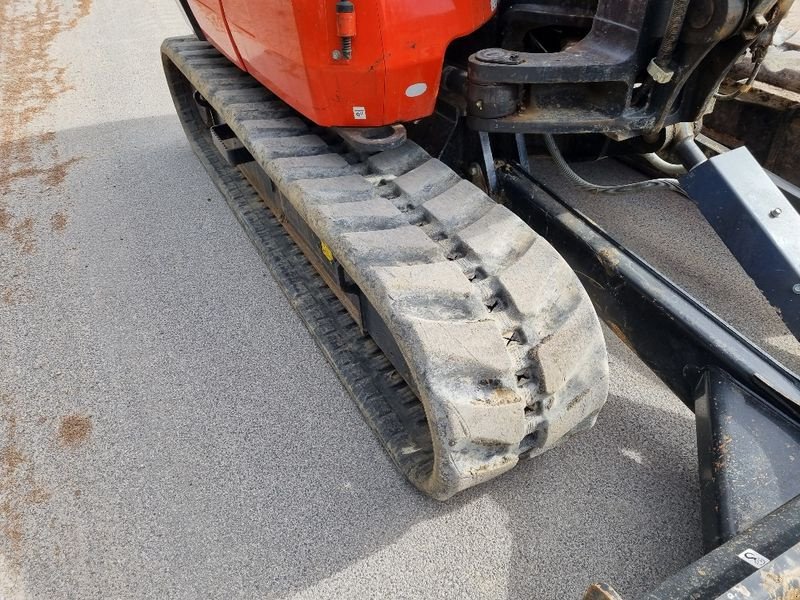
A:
[25, 486, 51, 504]
[0, 444, 25, 477]
[43, 156, 80, 188]
[1, 393, 51, 567]
[0, 9, 78, 565]
[68, 0, 93, 26]
[57, 414, 92, 447]
[11, 217, 36, 254]
[0, 0, 92, 255]
[1, 282, 34, 306]
[1, 499, 24, 545]
[50, 211, 67, 232]
[0, 206, 11, 230]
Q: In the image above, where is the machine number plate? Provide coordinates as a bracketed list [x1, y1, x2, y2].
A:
[737, 548, 770, 569]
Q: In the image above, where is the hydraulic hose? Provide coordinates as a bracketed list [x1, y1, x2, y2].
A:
[653, 0, 691, 76]
[543, 135, 686, 196]
[642, 152, 687, 176]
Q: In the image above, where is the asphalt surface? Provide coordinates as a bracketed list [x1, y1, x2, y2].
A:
[0, 1, 797, 599]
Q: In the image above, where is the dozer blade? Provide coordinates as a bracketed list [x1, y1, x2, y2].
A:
[161, 37, 609, 500]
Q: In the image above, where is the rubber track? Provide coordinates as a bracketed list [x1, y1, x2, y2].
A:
[162, 37, 609, 500]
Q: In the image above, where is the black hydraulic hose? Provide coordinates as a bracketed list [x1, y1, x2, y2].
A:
[543, 135, 686, 196]
[654, 0, 691, 72]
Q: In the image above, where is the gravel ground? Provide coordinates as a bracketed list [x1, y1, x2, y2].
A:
[0, 1, 796, 599]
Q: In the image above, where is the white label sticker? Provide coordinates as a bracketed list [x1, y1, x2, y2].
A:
[737, 548, 770, 569]
[352, 106, 367, 120]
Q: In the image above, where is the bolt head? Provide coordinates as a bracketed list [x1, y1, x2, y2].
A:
[769, 208, 782, 218]
[331, 49, 342, 60]
[794, 284, 800, 295]
[475, 48, 524, 65]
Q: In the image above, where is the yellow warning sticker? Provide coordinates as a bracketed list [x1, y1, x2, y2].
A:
[320, 241, 334, 262]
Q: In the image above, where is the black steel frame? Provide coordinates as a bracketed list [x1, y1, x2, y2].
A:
[465, 0, 791, 137]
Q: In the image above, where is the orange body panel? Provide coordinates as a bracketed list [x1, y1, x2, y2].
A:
[186, 0, 245, 69]
[187, 0, 496, 127]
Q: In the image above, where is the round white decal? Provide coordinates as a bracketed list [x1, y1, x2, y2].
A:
[404, 83, 428, 98]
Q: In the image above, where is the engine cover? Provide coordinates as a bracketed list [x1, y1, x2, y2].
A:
[186, 0, 496, 127]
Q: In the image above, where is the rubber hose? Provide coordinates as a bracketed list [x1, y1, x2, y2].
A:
[642, 152, 687, 176]
[655, 0, 691, 69]
[543, 135, 686, 196]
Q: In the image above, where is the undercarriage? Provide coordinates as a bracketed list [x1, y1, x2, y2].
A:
[163, 0, 800, 596]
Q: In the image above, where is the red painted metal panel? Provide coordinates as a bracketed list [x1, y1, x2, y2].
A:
[186, 0, 244, 69]
[190, 0, 495, 126]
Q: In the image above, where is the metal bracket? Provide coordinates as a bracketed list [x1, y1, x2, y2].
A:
[332, 125, 406, 154]
[210, 123, 253, 166]
[681, 147, 800, 339]
[515, 133, 530, 173]
[479, 131, 497, 193]
[695, 367, 800, 549]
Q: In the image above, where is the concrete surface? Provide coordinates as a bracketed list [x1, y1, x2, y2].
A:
[0, 1, 795, 599]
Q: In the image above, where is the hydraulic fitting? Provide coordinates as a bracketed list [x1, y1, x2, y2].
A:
[336, 1, 356, 60]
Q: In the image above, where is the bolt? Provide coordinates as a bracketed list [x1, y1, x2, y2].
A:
[754, 13, 769, 28]
[769, 207, 782, 218]
[794, 284, 800, 295]
[331, 49, 342, 60]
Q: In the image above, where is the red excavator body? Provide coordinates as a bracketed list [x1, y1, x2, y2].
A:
[186, 0, 495, 127]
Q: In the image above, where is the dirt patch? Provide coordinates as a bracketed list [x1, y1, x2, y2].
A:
[0, 156, 82, 194]
[0, 207, 11, 230]
[0, 444, 25, 477]
[57, 414, 92, 447]
[25, 487, 51, 504]
[0, 0, 93, 255]
[1, 283, 34, 306]
[11, 217, 35, 255]
[50, 211, 67, 232]
[0, 499, 24, 545]
[69, 0, 93, 27]
[43, 156, 80, 188]
[0, 393, 50, 567]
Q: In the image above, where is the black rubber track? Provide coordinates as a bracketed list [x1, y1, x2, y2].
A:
[162, 36, 609, 500]
[163, 54, 435, 487]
